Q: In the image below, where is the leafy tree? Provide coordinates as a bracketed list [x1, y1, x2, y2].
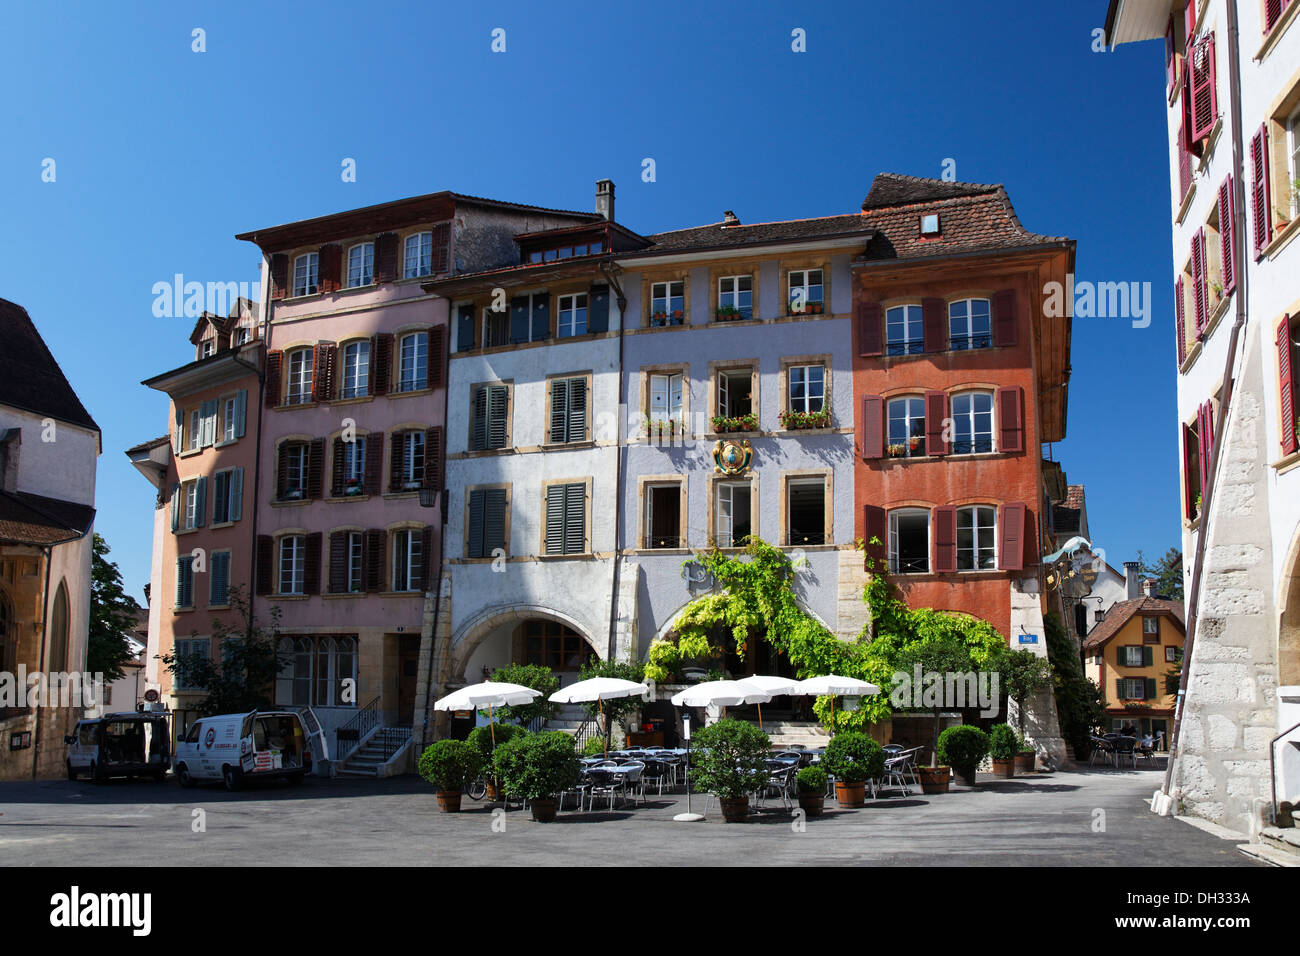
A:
[1135, 547, 1184, 601]
[998, 648, 1055, 734]
[577, 657, 646, 748]
[88, 533, 142, 682]
[896, 634, 974, 766]
[1042, 610, 1105, 756]
[160, 589, 285, 717]
[488, 663, 558, 726]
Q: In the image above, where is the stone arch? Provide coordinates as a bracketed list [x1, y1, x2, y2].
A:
[1278, 524, 1300, 688]
[450, 604, 603, 684]
[48, 579, 69, 674]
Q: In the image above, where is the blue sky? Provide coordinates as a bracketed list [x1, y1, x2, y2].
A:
[0, 1, 1175, 598]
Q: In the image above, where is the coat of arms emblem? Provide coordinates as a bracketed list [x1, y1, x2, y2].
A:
[713, 439, 752, 475]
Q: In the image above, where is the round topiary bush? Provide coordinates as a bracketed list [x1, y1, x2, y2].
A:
[467, 723, 529, 766]
[821, 732, 885, 783]
[417, 738, 482, 792]
[691, 718, 771, 799]
[493, 730, 581, 801]
[989, 723, 1019, 761]
[937, 725, 990, 782]
[796, 764, 827, 794]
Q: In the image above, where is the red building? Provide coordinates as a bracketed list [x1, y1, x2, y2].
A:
[851, 175, 1074, 641]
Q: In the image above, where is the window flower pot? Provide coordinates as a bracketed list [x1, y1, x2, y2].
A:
[530, 797, 558, 822]
[797, 791, 825, 817]
[834, 781, 866, 808]
[918, 765, 951, 794]
[719, 796, 750, 822]
[435, 790, 462, 813]
[887, 444, 907, 458]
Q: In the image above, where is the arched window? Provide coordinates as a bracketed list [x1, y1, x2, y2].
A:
[48, 580, 69, 673]
[0, 591, 13, 675]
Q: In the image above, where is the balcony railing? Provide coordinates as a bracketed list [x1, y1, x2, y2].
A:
[885, 339, 925, 356]
[949, 333, 992, 351]
[950, 438, 994, 455]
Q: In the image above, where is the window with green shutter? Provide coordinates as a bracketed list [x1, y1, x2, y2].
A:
[545, 483, 586, 555]
[467, 488, 508, 558]
[471, 384, 510, 450]
[549, 376, 588, 444]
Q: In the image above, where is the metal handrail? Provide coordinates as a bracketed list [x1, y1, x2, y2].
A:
[1268, 719, 1300, 821]
[336, 696, 381, 763]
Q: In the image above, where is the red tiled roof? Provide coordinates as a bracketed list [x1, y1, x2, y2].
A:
[0, 490, 96, 546]
[1083, 597, 1186, 651]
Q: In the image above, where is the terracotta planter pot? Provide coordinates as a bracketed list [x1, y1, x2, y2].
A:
[435, 790, 462, 813]
[918, 765, 951, 794]
[530, 798, 558, 823]
[834, 781, 866, 808]
[797, 792, 825, 817]
[1015, 751, 1035, 774]
[719, 796, 750, 822]
[992, 758, 1016, 778]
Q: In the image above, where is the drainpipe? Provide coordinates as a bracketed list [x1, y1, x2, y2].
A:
[420, 301, 452, 746]
[1163, 0, 1249, 795]
[246, 287, 274, 640]
[30, 542, 54, 779]
[601, 259, 629, 662]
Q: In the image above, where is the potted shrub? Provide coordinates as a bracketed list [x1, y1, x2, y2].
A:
[417, 738, 482, 812]
[938, 725, 990, 787]
[691, 718, 770, 822]
[989, 723, 1018, 778]
[821, 732, 884, 808]
[1015, 732, 1036, 774]
[467, 723, 529, 801]
[898, 635, 974, 793]
[492, 730, 581, 822]
[795, 765, 827, 817]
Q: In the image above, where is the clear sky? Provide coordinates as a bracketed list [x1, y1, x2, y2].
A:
[0, 0, 1176, 599]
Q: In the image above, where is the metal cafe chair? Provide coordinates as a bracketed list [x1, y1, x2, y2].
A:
[1113, 736, 1139, 769]
[1089, 736, 1115, 768]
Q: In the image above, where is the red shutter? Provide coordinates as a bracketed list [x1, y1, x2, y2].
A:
[1175, 277, 1188, 367]
[430, 222, 451, 275]
[331, 437, 345, 497]
[424, 427, 443, 491]
[1250, 124, 1272, 257]
[921, 297, 946, 353]
[270, 254, 289, 300]
[314, 343, 336, 402]
[1265, 0, 1284, 33]
[992, 289, 1017, 347]
[1184, 0, 1196, 47]
[304, 532, 322, 595]
[1279, 316, 1297, 455]
[1178, 115, 1193, 201]
[374, 232, 399, 282]
[1196, 403, 1210, 498]
[306, 438, 325, 499]
[427, 326, 445, 390]
[925, 390, 949, 456]
[1181, 65, 1200, 158]
[997, 386, 1024, 453]
[328, 531, 348, 594]
[372, 334, 393, 396]
[255, 535, 273, 595]
[1192, 229, 1208, 337]
[364, 529, 386, 593]
[389, 431, 404, 492]
[999, 503, 1026, 571]
[861, 395, 883, 460]
[418, 526, 434, 590]
[1182, 424, 1198, 518]
[1165, 16, 1177, 91]
[364, 434, 382, 495]
[318, 244, 342, 293]
[857, 301, 882, 357]
[264, 350, 282, 407]
[1218, 176, 1236, 294]
[1188, 33, 1217, 143]
[861, 505, 886, 566]
[933, 506, 957, 573]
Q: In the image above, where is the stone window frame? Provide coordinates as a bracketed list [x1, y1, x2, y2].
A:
[640, 268, 692, 329]
[638, 362, 690, 434]
[707, 357, 760, 432]
[539, 476, 593, 557]
[777, 353, 832, 422]
[462, 482, 513, 561]
[542, 370, 595, 446]
[705, 472, 760, 551]
[635, 474, 688, 552]
[778, 468, 833, 547]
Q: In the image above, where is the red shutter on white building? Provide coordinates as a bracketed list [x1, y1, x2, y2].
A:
[1217, 176, 1235, 293]
[1279, 316, 1297, 455]
[1191, 228, 1208, 337]
[1175, 277, 1188, 366]
[1250, 124, 1272, 258]
[1188, 33, 1217, 143]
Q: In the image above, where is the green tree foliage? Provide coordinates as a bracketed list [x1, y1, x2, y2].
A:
[488, 663, 558, 726]
[999, 649, 1055, 733]
[1135, 547, 1184, 601]
[88, 533, 142, 682]
[1042, 610, 1106, 757]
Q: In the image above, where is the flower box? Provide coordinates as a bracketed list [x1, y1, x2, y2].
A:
[711, 414, 757, 433]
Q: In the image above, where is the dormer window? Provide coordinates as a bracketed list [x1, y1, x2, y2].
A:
[347, 242, 374, 288]
[524, 239, 604, 265]
[199, 340, 215, 359]
[921, 214, 941, 235]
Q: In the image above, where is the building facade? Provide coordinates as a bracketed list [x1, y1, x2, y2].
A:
[1085, 592, 1186, 745]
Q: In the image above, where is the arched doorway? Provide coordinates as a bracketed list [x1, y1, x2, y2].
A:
[48, 580, 69, 674]
[452, 607, 601, 687]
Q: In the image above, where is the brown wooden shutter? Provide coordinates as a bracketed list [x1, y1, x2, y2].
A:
[389, 431, 404, 492]
[318, 244, 342, 293]
[1183, 423, 1199, 518]
[860, 395, 883, 460]
[328, 531, 348, 594]
[423, 426, 443, 491]
[364, 529, 386, 592]
[304, 532, 322, 595]
[1250, 124, 1272, 257]
[861, 505, 886, 566]
[1279, 317, 1297, 455]
[925, 390, 949, 456]
[306, 438, 325, 499]
[313, 343, 336, 402]
[270, 254, 289, 300]
[364, 434, 382, 495]
[372, 334, 393, 396]
[1188, 33, 1217, 143]
[1192, 228, 1208, 337]
[418, 525, 434, 590]
[857, 301, 882, 357]
[430, 222, 451, 275]
[331, 437, 345, 497]
[275, 442, 290, 499]
[1217, 176, 1235, 294]
[921, 297, 947, 352]
[427, 326, 445, 390]
[255, 535, 273, 595]
[997, 386, 1024, 453]
[933, 506, 957, 573]
[1175, 277, 1188, 366]
[264, 350, 282, 407]
[1200, 401, 1215, 494]
[999, 502, 1026, 571]
[992, 289, 1017, 347]
[374, 232, 399, 282]
[1195, 404, 1210, 500]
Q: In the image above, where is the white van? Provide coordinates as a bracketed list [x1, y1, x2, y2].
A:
[174, 710, 318, 790]
[65, 712, 172, 783]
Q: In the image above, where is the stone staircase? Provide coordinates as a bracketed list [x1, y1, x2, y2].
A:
[748, 719, 830, 748]
[1239, 825, 1300, 866]
[336, 726, 413, 778]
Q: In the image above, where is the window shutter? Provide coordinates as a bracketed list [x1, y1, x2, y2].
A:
[255, 535, 273, 595]
[1145, 678, 1157, 701]
[921, 297, 947, 353]
[489, 385, 509, 449]
[430, 222, 451, 275]
[313, 343, 336, 402]
[933, 506, 957, 573]
[997, 386, 1025, 454]
[998, 502, 1026, 572]
[485, 489, 507, 555]
[235, 389, 247, 438]
[1164, 16, 1177, 91]
[304, 532, 321, 595]
[331, 437, 346, 497]
[1181, 64, 1200, 158]
[424, 427, 443, 492]
[173, 403, 184, 450]
[565, 483, 585, 554]
[1250, 124, 1272, 257]
[170, 482, 180, 533]
[418, 526, 434, 590]
[1279, 317, 1297, 455]
[550, 378, 570, 443]
[545, 486, 565, 554]
[364, 529, 385, 593]
[328, 531, 348, 593]
[925, 390, 950, 456]
[472, 387, 489, 450]
[306, 438, 324, 499]
[276, 442, 290, 499]
[1191, 229, 1208, 337]
[1195, 405, 1209, 499]
[857, 301, 883, 357]
[1189, 33, 1217, 143]
[510, 296, 530, 343]
[230, 466, 243, 522]
[468, 490, 486, 559]
[1182, 424, 1198, 518]
[456, 304, 476, 352]
[1184, 0, 1196, 46]
[264, 351, 282, 407]
[372, 334, 393, 396]
[193, 476, 207, 528]
[318, 244, 342, 293]
[861, 395, 883, 460]
[1175, 277, 1188, 366]
[861, 505, 886, 565]
[374, 232, 399, 283]
[1143, 646, 1154, 667]
[531, 292, 550, 342]
[568, 378, 587, 442]
[1265, 0, 1285, 33]
[389, 431, 404, 493]
[1201, 401, 1215, 491]
[364, 434, 382, 495]
[992, 289, 1018, 347]
[426, 326, 445, 390]
[588, 284, 610, 333]
[270, 253, 289, 300]
[1218, 176, 1236, 294]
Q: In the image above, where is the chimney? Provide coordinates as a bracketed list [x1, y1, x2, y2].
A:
[595, 179, 614, 221]
[1142, 579, 1155, 598]
[1124, 561, 1142, 600]
[722, 210, 740, 226]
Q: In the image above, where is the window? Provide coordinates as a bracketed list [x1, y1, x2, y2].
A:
[212, 469, 236, 524]
[949, 299, 992, 350]
[788, 365, 824, 414]
[471, 384, 510, 450]
[1165, 645, 1181, 663]
[182, 479, 201, 530]
[176, 555, 195, 608]
[886, 305, 924, 355]
[346, 532, 364, 592]
[544, 483, 586, 555]
[510, 293, 550, 343]
[716, 482, 751, 548]
[286, 347, 314, 405]
[951, 392, 995, 454]
[887, 396, 927, 458]
[210, 552, 231, 606]
[645, 484, 681, 549]
[276, 636, 356, 707]
[1143, 617, 1160, 642]
[397, 332, 428, 392]
[650, 281, 684, 326]
[787, 478, 826, 546]
[483, 307, 510, 348]
[649, 372, 683, 425]
[889, 510, 930, 574]
[279, 536, 305, 595]
[47, 583, 67, 682]
[281, 442, 308, 499]
[717, 368, 753, 419]
[526, 241, 602, 264]
[222, 396, 238, 442]
[343, 437, 366, 485]
[340, 341, 370, 398]
[1120, 645, 1152, 667]
[549, 376, 588, 444]
[557, 293, 588, 338]
[788, 269, 824, 314]
[718, 276, 753, 320]
[234, 327, 251, 346]
[199, 340, 215, 359]
[523, 620, 592, 671]
[174, 638, 210, 692]
[346, 242, 374, 288]
[956, 506, 996, 571]
[1289, 105, 1300, 217]
[292, 252, 319, 297]
[467, 488, 508, 559]
[404, 231, 433, 278]
[398, 431, 425, 489]
[1117, 678, 1150, 700]
[187, 408, 202, 452]
[392, 529, 423, 591]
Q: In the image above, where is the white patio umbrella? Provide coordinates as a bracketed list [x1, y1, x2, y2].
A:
[549, 677, 649, 757]
[739, 675, 802, 731]
[670, 680, 772, 709]
[434, 681, 542, 746]
[794, 674, 881, 731]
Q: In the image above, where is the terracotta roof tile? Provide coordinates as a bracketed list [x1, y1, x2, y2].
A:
[1083, 597, 1186, 651]
[0, 490, 96, 546]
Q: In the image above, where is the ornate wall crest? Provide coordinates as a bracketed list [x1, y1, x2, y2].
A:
[713, 439, 752, 475]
